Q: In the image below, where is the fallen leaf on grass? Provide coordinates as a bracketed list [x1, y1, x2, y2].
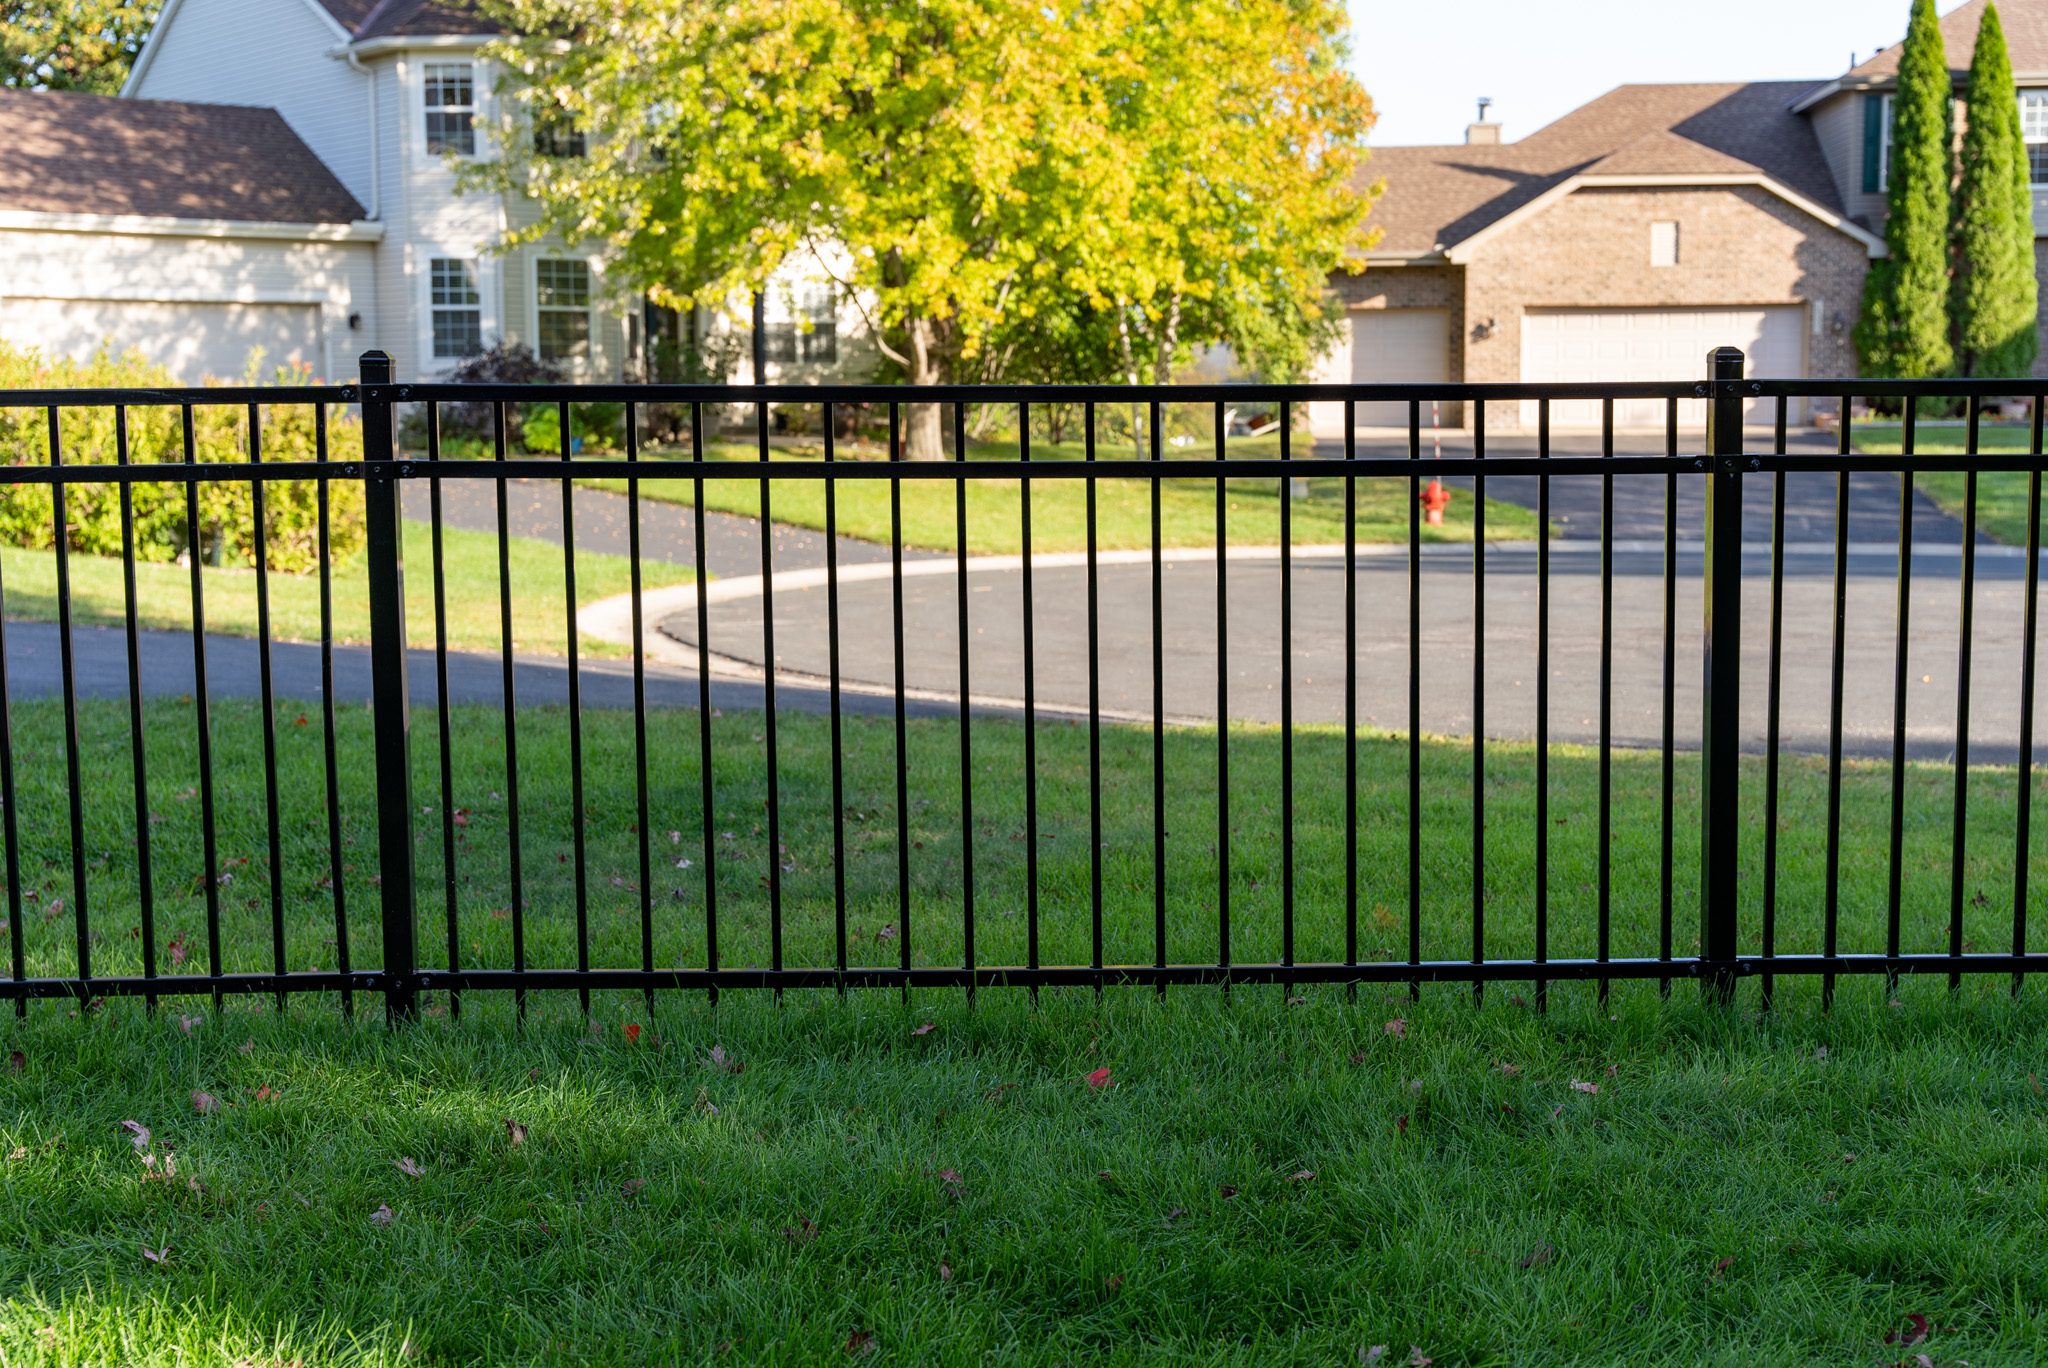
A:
[1085, 1066, 1112, 1091]
[1104, 1274, 1124, 1291]
[1360, 1349, 1386, 1365]
[140, 1245, 169, 1265]
[2030, 1072, 2042, 1096]
[121, 1120, 151, 1149]
[1164, 1206, 1187, 1224]
[5, 1050, 22, 1074]
[1409, 1351, 1434, 1368]
[621, 1178, 646, 1198]
[1347, 1051, 1368, 1066]
[1569, 1079, 1599, 1095]
[843, 1329, 874, 1356]
[190, 1090, 220, 1115]
[709, 1045, 745, 1074]
[936, 1168, 965, 1196]
[177, 1015, 199, 1036]
[1711, 1255, 1735, 1280]
[1396, 1114, 1408, 1137]
[1383, 1018, 1407, 1039]
[1219, 1184, 1238, 1199]
[910, 1022, 937, 1037]
[1519, 1240, 1555, 1269]
[938, 1261, 953, 1283]
[1286, 1169, 1316, 1184]
[624, 1023, 641, 1044]
[504, 1119, 528, 1147]
[237, 1039, 255, 1056]
[395, 1157, 425, 1178]
[370, 1204, 394, 1226]
[783, 1217, 818, 1247]
[1884, 1313, 1930, 1347]
[693, 1087, 719, 1116]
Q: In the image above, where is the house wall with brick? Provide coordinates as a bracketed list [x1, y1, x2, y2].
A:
[1457, 185, 1869, 429]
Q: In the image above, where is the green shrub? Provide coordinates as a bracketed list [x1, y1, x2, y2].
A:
[0, 342, 365, 574]
[520, 399, 626, 454]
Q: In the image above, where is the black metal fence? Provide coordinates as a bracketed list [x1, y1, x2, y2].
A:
[0, 345, 2045, 1019]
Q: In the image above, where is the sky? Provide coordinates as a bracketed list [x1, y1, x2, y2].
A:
[1349, 0, 1940, 147]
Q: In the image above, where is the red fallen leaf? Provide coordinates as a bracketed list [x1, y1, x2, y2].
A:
[938, 1260, 953, 1282]
[1711, 1255, 1735, 1280]
[1569, 1079, 1599, 1095]
[1384, 1018, 1407, 1039]
[252, 1085, 274, 1102]
[1885, 1313, 1930, 1347]
[168, 934, 188, 968]
[504, 1118, 528, 1147]
[624, 1023, 642, 1044]
[452, 809, 471, 828]
[911, 1022, 937, 1037]
[937, 1168, 965, 1195]
[1096, 1171, 1116, 1186]
[370, 1203, 394, 1226]
[141, 1245, 169, 1265]
[1286, 1169, 1317, 1183]
[621, 1177, 646, 1198]
[395, 1156, 425, 1178]
[1396, 1114, 1409, 1137]
[843, 1329, 875, 1356]
[293, 714, 308, 727]
[190, 1090, 219, 1115]
[1085, 1067, 1112, 1091]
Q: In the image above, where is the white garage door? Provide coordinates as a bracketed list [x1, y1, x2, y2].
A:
[0, 297, 325, 383]
[1352, 309, 1449, 427]
[1520, 307, 1805, 430]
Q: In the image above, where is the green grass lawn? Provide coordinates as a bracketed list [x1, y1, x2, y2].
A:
[469, 432, 1542, 553]
[0, 520, 692, 659]
[1851, 422, 2040, 547]
[2, 699, 2045, 1362]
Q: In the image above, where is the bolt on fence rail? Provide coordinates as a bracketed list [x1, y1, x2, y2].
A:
[0, 346, 2043, 1019]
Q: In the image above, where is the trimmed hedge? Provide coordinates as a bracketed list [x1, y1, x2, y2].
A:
[0, 343, 366, 574]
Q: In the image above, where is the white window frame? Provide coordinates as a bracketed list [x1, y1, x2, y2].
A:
[1877, 92, 1896, 190]
[1649, 220, 1679, 268]
[421, 60, 477, 158]
[415, 249, 497, 374]
[2022, 90, 2048, 186]
[428, 257, 484, 360]
[534, 257, 595, 369]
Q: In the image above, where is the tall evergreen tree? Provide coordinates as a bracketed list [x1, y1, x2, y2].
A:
[1856, 0, 1955, 378]
[1951, 1, 2039, 377]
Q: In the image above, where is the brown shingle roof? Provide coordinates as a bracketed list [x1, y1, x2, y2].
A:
[1358, 81, 1840, 254]
[1845, 0, 2048, 81]
[0, 89, 366, 224]
[316, 0, 499, 40]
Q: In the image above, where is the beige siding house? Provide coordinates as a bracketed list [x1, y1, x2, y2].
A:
[1322, 0, 2048, 435]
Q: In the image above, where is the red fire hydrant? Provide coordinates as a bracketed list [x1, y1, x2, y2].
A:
[1420, 477, 1452, 526]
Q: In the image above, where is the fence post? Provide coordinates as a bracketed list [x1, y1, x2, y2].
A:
[1699, 346, 1746, 1003]
[359, 351, 418, 1022]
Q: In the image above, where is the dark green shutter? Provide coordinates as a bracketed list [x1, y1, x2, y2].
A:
[1862, 92, 1884, 193]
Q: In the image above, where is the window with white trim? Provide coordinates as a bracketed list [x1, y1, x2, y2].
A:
[1877, 92, 1896, 189]
[762, 284, 839, 365]
[536, 258, 592, 363]
[2023, 90, 2048, 185]
[423, 62, 476, 156]
[1649, 220, 1679, 267]
[429, 258, 483, 359]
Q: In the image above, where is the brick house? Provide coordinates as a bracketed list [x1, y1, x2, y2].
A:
[1316, 0, 2048, 435]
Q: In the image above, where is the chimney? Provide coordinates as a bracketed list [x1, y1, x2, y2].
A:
[1466, 96, 1500, 145]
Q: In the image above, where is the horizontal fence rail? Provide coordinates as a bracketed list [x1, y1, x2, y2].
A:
[0, 346, 2044, 1019]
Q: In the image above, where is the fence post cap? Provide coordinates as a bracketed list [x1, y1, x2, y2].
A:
[357, 350, 395, 383]
[1706, 346, 1745, 374]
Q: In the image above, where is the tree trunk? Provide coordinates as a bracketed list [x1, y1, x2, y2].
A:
[904, 313, 947, 460]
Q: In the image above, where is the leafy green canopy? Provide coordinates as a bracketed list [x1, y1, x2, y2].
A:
[1950, 0, 2039, 378]
[1856, 0, 1955, 380]
[1, 0, 158, 92]
[472, 0, 1376, 447]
